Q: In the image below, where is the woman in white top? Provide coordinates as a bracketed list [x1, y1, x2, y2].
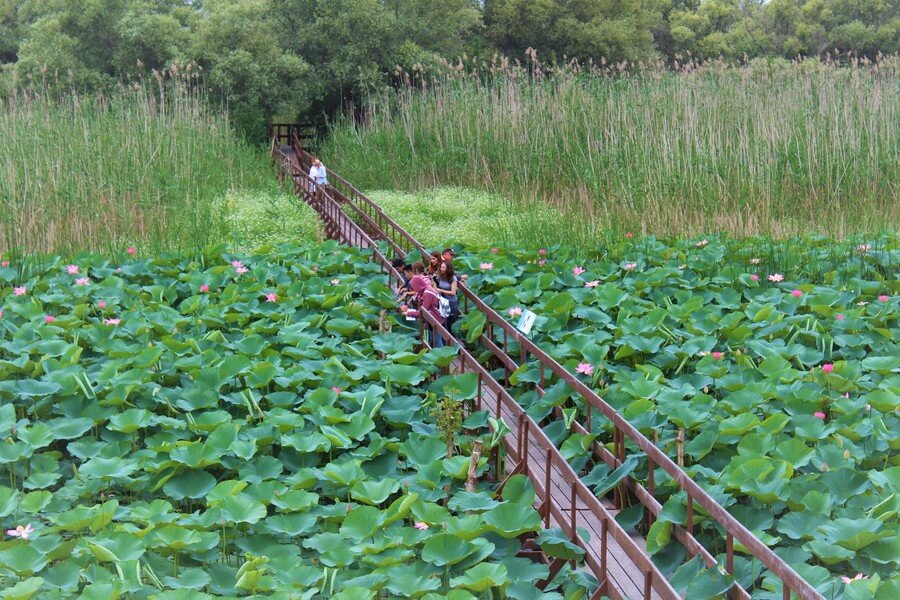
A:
[309, 159, 328, 191]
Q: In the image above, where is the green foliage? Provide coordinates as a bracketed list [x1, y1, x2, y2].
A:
[215, 190, 323, 253]
[326, 59, 899, 242]
[2, 0, 898, 133]
[461, 236, 899, 594]
[0, 243, 581, 597]
[485, 0, 664, 63]
[0, 78, 282, 257]
[367, 187, 566, 250]
[430, 394, 464, 458]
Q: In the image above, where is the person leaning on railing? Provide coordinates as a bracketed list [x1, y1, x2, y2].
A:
[309, 158, 328, 191]
[401, 262, 445, 348]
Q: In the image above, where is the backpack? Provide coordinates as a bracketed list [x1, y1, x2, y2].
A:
[426, 289, 452, 319]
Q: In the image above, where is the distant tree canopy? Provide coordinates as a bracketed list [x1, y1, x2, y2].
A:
[1, 0, 896, 137]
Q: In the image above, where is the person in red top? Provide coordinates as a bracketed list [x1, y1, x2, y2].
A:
[403, 262, 445, 348]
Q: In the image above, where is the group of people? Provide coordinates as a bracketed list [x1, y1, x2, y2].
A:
[392, 248, 467, 348]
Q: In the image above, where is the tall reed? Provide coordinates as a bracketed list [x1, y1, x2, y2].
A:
[0, 67, 276, 258]
[325, 56, 899, 244]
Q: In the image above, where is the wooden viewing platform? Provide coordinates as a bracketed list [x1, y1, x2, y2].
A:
[270, 128, 825, 600]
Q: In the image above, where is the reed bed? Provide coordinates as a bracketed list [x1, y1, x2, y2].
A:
[325, 56, 899, 244]
[0, 70, 277, 259]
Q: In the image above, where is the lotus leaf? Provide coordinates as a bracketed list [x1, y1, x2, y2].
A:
[0, 577, 44, 600]
[535, 528, 586, 560]
[482, 503, 542, 538]
[421, 533, 476, 566]
[351, 478, 399, 505]
[450, 562, 509, 592]
[383, 563, 441, 597]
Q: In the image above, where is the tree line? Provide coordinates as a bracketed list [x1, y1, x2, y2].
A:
[1, 0, 896, 137]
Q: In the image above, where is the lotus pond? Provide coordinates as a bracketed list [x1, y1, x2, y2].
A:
[452, 236, 899, 599]
[0, 244, 593, 599]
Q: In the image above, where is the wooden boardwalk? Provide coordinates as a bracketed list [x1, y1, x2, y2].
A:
[472, 362, 661, 600]
[270, 131, 825, 600]
[279, 141, 679, 600]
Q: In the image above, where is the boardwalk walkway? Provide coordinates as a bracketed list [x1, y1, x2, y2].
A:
[270, 127, 824, 600]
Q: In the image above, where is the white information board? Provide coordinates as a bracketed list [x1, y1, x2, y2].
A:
[516, 309, 537, 335]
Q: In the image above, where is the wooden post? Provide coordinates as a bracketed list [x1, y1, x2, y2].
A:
[677, 428, 685, 467]
[466, 440, 484, 493]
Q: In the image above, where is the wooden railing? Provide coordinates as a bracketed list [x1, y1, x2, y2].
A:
[272, 143, 686, 599]
[274, 127, 825, 600]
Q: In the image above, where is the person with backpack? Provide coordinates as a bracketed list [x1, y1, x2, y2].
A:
[435, 259, 461, 332]
[404, 263, 447, 348]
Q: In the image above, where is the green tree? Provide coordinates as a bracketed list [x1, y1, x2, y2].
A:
[486, 0, 666, 64]
[189, 0, 312, 138]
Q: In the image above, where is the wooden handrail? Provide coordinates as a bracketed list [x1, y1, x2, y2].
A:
[272, 143, 684, 599]
[276, 134, 825, 600]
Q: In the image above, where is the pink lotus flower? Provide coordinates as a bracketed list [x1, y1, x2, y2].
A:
[538, 259, 547, 266]
[265, 292, 279, 303]
[44, 315, 55, 324]
[231, 260, 243, 268]
[712, 351, 723, 360]
[104, 318, 121, 326]
[835, 313, 845, 321]
[585, 280, 600, 288]
[768, 274, 783, 282]
[480, 262, 493, 270]
[0, 261, 8, 267]
[624, 232, 633, 239]
[331, 386, 342, 394]
[0, 310, 3, 318]
[235, 266, 249, 275]
[576, 363, 594, 376]
[572, 266, 585, 276]
[878, 294, 889, 302]
[856, 244, 871, 253]
[200, 284, 209, 293]
[66, 265, 79, 275]
[539, 248, 547, 256]
[413, 521, 429, 530]
[75, 278, 90, 286]
[97, 300, 107, 309]
[750, 274, 759, 282]
[490, 248, 499, 254]
[840, 573, 868, 584]
[749, 258, 760, 265]
[791, 289, 803, 298]
[623, 263, 637, 271]
[126, 246, 136, 256]
[508, 307, 523, 318]
[866, 404, 871, 412]
[13, 286, 26, 296]
[695, 239, 708, 248]
[814, 411, 826, 420]
[331, 278, 341, 286]
[6, 524, 34, 539]
[822, 363, 834, 374]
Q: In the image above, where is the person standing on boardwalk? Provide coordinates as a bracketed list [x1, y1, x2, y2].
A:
[404, 264, 445, 348]
[309, 158, 328, 191]
[435, 259, 460, 332]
